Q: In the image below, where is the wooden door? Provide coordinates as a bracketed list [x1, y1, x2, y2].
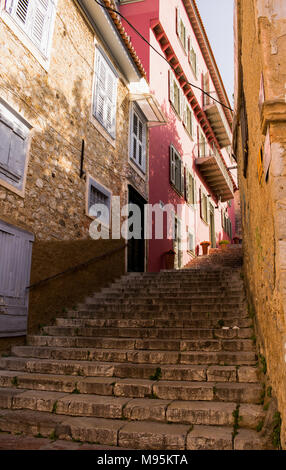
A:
[0, 220, 34, 337]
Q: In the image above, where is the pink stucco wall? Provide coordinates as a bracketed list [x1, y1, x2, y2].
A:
[120, 0, 238, 272]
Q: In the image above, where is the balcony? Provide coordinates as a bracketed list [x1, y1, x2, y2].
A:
[203, 94, 232, 149]
[194, 142, 234, 202]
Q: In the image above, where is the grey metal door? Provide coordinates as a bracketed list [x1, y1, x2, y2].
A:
[0, 220, 34, 337]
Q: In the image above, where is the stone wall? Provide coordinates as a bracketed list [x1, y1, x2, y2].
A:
[0, 0, 147, 348]
[235, 0, 286, 448]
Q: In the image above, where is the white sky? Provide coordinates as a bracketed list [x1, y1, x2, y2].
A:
[195, 0, 234, 103]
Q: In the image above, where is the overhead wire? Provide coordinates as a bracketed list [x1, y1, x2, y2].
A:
[93, 0, 234, 112]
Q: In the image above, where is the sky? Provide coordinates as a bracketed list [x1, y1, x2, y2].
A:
[195, 0, 234, 104]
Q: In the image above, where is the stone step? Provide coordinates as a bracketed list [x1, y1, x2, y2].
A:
[80, 300, 246, 308]
[0, 388, 264, 428]
[40, 326, 252, 341]
[0, 409, 256, 450]
[9, 346, 258, 366]
[0, 358, 259, 382]
[54, 318, 253, 336]
[0, 372, 262, 403]
[99, 287, 244, 296]
[24, 338, 256, 353]
[92, 292, 244, 300]
[29, 330, 254, 349]
[63, 314, 253, 329]
[66, 309, 248, 320]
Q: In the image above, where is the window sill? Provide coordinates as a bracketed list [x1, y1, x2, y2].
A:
[170, 183, 184, 199]
[1, 10, 50, 72]
[0, 177, 25, 198]
[89, 115, 116, 148]
[129, 158, 146, 179]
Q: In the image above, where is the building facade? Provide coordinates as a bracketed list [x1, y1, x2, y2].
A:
[119, 0, 238, 272]
[0, 0, 165, 343]
[233, 0, 286, 448]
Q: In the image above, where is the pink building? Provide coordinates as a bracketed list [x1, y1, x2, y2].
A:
[119, 0, 239, 272]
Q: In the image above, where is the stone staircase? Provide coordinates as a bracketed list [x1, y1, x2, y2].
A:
[0, 251, 273, 450]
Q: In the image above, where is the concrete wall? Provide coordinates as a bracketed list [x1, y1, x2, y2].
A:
[234, 0, 286, 448]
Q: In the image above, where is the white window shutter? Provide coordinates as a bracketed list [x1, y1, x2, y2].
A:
[180, 160, 184, 195]
[176, 7, 181, 35]
[169, 70, 175, 106]
[31, 0, 53, 55]
[141, 120, 146, 172]
[185, 168, 189, 203]
[170, 146, 175, 185]
[179, 89, 184, 120]
[184, 100, 189, 128]
[106, 69, 117, 137]
[14, 0, 31, 25]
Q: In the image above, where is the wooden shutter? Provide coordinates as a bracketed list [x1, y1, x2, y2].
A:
[31, 0, 53, 55]
[183, 99, 188, 128]
[176, 7, 181, 35]
[0, 112, 28, 190]
[94, 50, 117, 137]
[8, 0, 54, 56]
[185, 168, 189, 203]
[169, 70, 175, 106]
[170, 146, 176, 185]
[179, 89, 184, 120]
[180, 160, 184, 195]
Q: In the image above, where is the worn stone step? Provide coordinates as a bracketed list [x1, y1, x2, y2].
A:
[186, 425, 233, 450]
[0, 358, 207, 381]
[92, 293, 244, 302]
[0, 371, 262, 404]
[0, 409, 194, 450]
[64, 314, 253, 329]
[36, 327, 253, 342]
[28, 332, 254, 352]
[233, 428, 273, 450]
[54, 319, 253, 338]
[79, 300, 246, 310]
[100, 287, 244, 296]
[11, 346, 257, 365]
[166, 401, 264, 429]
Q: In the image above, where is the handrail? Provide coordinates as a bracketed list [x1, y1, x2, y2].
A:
[27, 242, 128, 290]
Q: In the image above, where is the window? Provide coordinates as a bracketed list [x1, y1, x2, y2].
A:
[170, 145, 184, 195]
[130, 105, 147, 173]
[200, 190, 209, 224]
[5, 0, 56, 57]
[185, 169, 196, 206]
[188, 231, 195, 253]
[0, 101, 31, 194]
[87, 176, 111, 226]
[199, 132, 208, 158]
[169, 70, 183, 118]
[203, 72, 210, 107]
[188, 38, 197, 77]
[176, 8, 186, 50]
[183, 101, 193, 138]
[93, 48, 118, 138]
[222, 210, 232, 239]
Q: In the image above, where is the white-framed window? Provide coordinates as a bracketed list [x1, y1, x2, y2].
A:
[87, 175, 111, 227]
[176, 7, 186, 51]
[188, 37, 197, 77]
[170, 145, 184, 196]
[93, 48, 118, 139]
[130, 104, 147, 173]
[0, 100, 31, 194]
[183, 100, 194, 138]
[185, 169, 196, 206]
[4, 0, 56, 58]
[200, 188, 209, 224]
[169, 70, 183, 118]
[188, 230, 195, 253]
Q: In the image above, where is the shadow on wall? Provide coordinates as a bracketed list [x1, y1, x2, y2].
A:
[0, 48, 129, 347]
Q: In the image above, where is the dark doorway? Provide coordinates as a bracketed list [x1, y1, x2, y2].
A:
[127, 185, 146, 272]
[209, 203, 216, 248]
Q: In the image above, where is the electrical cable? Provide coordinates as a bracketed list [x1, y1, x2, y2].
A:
[93, 0, 234, 112]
